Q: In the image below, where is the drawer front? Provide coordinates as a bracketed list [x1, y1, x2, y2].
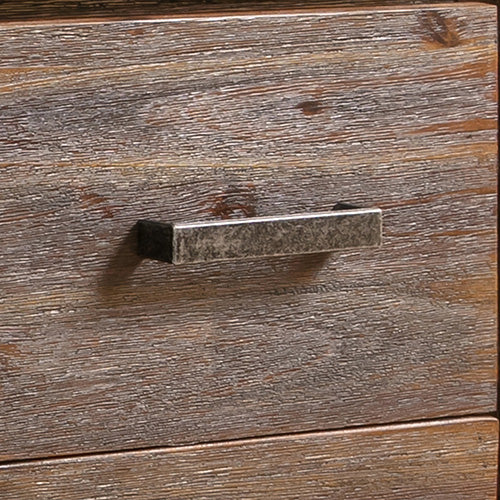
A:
[0, 5, 497, 460]
[0, 418, 497, 499]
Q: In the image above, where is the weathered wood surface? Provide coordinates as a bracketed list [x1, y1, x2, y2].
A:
[0, 0, 493, 22]
[0, 6, 497, 461]
[0, 4, 497, 169]
[0, 418, 497, 499]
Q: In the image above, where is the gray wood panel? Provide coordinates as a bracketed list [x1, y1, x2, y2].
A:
[0, 5, 497, 169]
[0, 4, 497, 170]
[0, 5, 497, 460]
[0, 418, 497, 499]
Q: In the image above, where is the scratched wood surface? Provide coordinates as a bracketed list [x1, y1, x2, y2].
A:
[1, 0, 494, 22]
[0, 5, 497, 461]
[0, 418, 497, 499]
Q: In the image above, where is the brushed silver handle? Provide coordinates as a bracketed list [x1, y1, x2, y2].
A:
[137, 204, 382, 264]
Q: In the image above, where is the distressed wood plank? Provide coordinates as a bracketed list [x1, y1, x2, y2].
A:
[0, 5, 497, 169]
[0, 418, 497, 499]
[0, 6, 497, 460]
[0, 1, 494, 22]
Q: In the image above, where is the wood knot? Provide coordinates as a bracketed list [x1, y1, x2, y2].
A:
[205, 184, 257, 219]
[420, 12, 460, 48]
[296, 100, 326, 116]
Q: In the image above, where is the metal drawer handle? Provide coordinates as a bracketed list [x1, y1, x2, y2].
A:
[137, 204, 382, 264]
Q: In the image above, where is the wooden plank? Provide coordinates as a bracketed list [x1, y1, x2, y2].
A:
[0, 6, 497, 460]
[0, 4, 497, 169]
[0, 1, 494, 22]
[0, 418, 497, 499]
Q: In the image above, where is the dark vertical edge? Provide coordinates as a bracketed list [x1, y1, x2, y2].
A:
[136, 220, 174, 263]
[496, 3, 499, 498]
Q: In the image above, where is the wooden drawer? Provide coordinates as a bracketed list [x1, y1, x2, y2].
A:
[0, 4, 497, 461]
[0, 418, 497, 499]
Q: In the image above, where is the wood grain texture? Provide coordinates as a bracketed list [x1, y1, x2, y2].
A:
[0, 418, 498, 499]
[0, 0, 493, 22]
[0, 5, 497, 460]
[0, 5, 497, 169]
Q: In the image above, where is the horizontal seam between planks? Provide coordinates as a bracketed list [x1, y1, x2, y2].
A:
[0, 411, 497, 468]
